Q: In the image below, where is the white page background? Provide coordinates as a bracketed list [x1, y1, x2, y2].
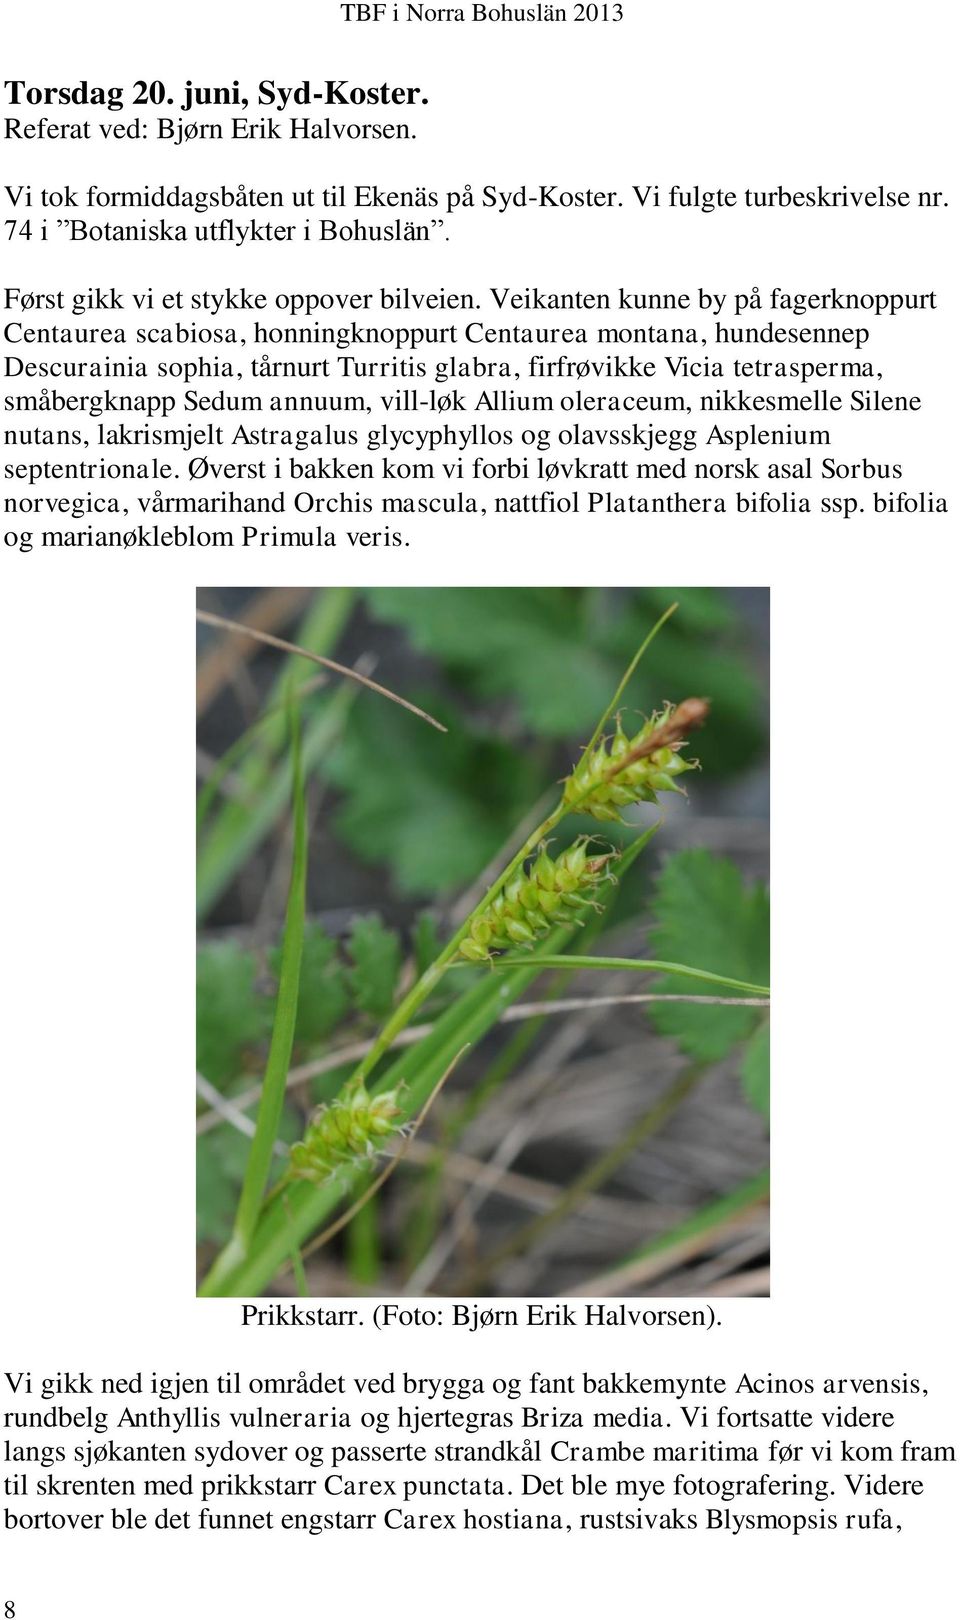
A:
[2, 3, 957, 1615]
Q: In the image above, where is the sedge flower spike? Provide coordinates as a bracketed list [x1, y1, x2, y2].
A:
[288, 1082, 403, 1184]
[459, 839, 615, 963]
[563, 697, 709, 823]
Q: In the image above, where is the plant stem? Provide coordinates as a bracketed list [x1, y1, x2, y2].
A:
[293, 604, 683, 1095]
[411, 848, 651, 1252]
[481, 955, 770, 997]
[581, 601, 678, 756]
[197, 606, 447, 730]
[196, 674, 327, 839]
[200, 607, 714, 1293]
[199, 693, 307, 1298]
[348, 807, 564, 1088]
[283, 1196, 309, 1298]
[346, 1195, 381, 1287]
[196, 589, 357, 919]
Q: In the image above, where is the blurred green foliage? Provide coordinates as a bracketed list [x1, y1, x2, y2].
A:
[742, 1022, 771, 1121]
[197, 852, 771, 1243]
[270, 927, 350, 1047]
[346, 915, 403, 1019]
[323, 694, 541, 897]
[197, 915, 407, 1242]
[197, 589, 769, 1252]
[320, 587, 765, 898]
[196, 944, 271, 1085]
[648, 848, 770, 1115]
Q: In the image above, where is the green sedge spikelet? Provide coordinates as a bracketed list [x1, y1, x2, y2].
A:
[459, 838, 615, 963]
[564, 697, 709, 823]
[288, 1081, 404, 1184]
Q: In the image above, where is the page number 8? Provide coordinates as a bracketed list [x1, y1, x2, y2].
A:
[5, 1601, 15, 1617]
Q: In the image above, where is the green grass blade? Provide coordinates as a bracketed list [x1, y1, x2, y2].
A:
[203, 958, 546, 1295]
[283, 1195, 309, 1298]
[196, 588, 354, 919]
[235, 693, 307, 1242]
[196, 682, 355, 919]
[196, 674, 329, 840]
[436, 823, 660, 1144]
[199, 692, 308, 1296]
[582, 601, 678, 757]
[196, 724, 260, 841]
[346, 1195, 381, 1287]
[197, 829, 663, 1297]
[255, 588, 357, 741]
[199, 835, 661, 1297]
[485, 955, 770, 997]
[400, 831, 658, 1272]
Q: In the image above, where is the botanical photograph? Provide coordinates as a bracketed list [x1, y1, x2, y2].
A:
[196, 587, 770, 1298]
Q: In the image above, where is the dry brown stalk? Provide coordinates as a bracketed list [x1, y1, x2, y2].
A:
[196, 608, 448, 731]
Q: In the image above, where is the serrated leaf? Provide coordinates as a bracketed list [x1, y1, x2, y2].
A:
[324, 696, 538, 897]
[648, 850, 769, 1062]
[196, 943, 271, 1084]
[270, 922, 350, 1047]
[347, 915, 402, 1018]
[742, 1021, 770, 1120]
[412, 911, 442, 978]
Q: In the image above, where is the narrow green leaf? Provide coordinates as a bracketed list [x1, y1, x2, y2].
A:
[271, 922, 349, 1046]
[483, 954, 770, 997]
[637, 586, 738, 636]
[200, 836, 662, 1297]
[199, 692, 308, 1295]
[197, 683, 355, 920]
[196, 588, 355, 919]
[206, 957, 547, 1296]
[742, 1021, 770, 1120]
[282, 1196, 309, 1298]
[607, 591, 765, 777]
[196, 722, 261, 841]
[581, 601, 678, 758]
[346, 1195, 381, 1286]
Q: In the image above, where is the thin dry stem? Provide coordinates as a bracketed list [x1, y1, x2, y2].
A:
[705, 1266, 771, 1298]
[196, 1073, 656, 1228]
[453, 1062, 706, 1293]
[196, 608, 447, 731]
[568, 1194, 769, 1296]
[196, 588, 313, 714]
[194, 993, 768, 1136]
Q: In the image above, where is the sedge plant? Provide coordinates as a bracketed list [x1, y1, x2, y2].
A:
[199, 602, 770, 1297]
